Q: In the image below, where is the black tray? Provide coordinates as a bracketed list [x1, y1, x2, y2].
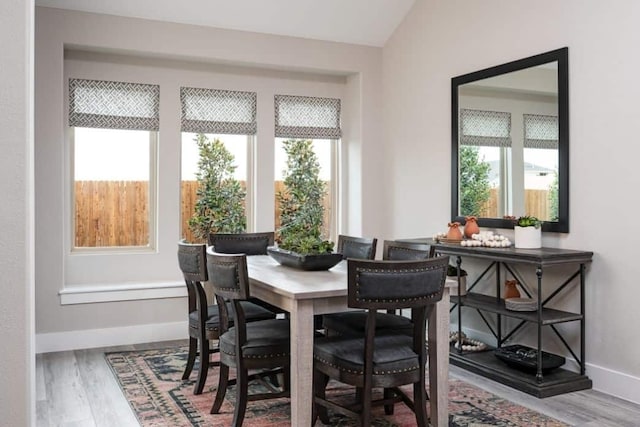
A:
[267, 246, 343, 271]
[494, 344, 565, 373]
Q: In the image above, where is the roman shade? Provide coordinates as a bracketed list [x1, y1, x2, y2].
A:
[69, 78, 159, 131]
[274, 94, 341, 139]
[460, 108, 511, 147]
[523, 114, 558, 149]
[181, 87, 257, 135]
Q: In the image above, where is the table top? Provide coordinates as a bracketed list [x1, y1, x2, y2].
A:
[247, 255, 457, 301]
[247, 255, 348, 300]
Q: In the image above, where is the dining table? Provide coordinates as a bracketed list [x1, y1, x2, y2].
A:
[246, 255, 454, 427]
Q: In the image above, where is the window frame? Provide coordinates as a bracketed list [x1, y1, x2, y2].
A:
[69, 127, 158, 253]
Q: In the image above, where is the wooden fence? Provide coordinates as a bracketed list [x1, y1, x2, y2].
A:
[75, 180, 332, 247]
[479, 188, 551, 220]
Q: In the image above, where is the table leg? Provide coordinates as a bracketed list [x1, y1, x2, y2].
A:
[428, 288, 450, 427]
[289, 299, 315, 426]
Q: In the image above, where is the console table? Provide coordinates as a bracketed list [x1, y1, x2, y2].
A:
[397, 238, 593, 398]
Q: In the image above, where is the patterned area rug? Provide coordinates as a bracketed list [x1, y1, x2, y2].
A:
[105, 346, 567, 427]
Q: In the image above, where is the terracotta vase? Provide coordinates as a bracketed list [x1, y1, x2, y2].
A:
[464, 216, 480, 238]
[504, 279, 521, 299]
[446, 222, 463, 240]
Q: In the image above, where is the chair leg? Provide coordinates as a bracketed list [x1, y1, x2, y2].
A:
[413, 381, 429, 427]
[182, 337, 197, 380]
[313, 369, 330, 425]
[232, 367, 249, 427]
[361, 383, 372, 427]
[210, 363, 229, 414]
[193, 339, 210, 395]
[384, 388, 395, 415]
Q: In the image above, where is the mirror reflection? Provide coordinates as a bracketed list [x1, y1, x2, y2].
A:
[458, 63, 558, 221]
[451, 48, 569, 233]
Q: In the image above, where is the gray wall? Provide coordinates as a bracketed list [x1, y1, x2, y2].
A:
[0, 0, 35, 425]
[383, 0, 640, 403]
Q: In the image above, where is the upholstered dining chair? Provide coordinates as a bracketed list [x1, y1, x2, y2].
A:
[177, 240, 276, 395]
[312, 256, 449, 427]
[208, 231, 285, 316]
[206, 250, 291, 427]
[322, 240, 433, 337]
[337, 234, 378, 260]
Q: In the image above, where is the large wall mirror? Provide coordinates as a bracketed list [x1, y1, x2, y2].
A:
[451, 47, 569, 233]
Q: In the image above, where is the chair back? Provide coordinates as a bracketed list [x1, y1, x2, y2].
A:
[177, 240, 209, 321]
[347, 257, 449, 312]
[208, 232, 274, 255]
[382, 240, 433, 261]
[337, 234, 377, 260]
[206, 249, 251, 301]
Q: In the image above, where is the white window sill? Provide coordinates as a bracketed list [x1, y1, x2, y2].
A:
[59, 281, 186, 305]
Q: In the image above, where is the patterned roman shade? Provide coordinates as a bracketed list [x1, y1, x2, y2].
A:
[274, 95, 341, 139]
[460, 108, 511, 147]
[181, 87, 257, 135]
[524, 114, 558, 149]
[69, 79, 159, 131]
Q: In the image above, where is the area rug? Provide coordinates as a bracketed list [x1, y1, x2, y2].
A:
[105, 346, 567, 427]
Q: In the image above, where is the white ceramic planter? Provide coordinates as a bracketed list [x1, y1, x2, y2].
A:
[514, 226, 541, 249]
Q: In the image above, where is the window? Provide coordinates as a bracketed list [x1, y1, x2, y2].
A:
[274, 95, 341, 243]
[69, 78, 159, 249]
[523, 114, 559, 221]
[180, 87, 256, 241]
[459, 108, 512, 217]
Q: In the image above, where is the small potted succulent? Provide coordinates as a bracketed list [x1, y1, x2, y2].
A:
[447, 264, 468, 296]
[514, 215, 542, 249]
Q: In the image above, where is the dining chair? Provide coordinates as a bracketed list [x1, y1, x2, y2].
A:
[208, 231, 285, 316]
[177, 240, 276, 395]
[206, 250, 291, 427]
[322, 240, 433, 337]
[312, 256, 449, 427]
[337, 234, 378, 260]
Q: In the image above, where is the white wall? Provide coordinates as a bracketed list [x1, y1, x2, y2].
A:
[0, 0, 35, 425]
[383, 0, 640, 403]
[34, 8, 384, 347]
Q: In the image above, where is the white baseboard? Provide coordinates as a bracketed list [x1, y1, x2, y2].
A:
[36, 321, 187, 354]
[451, 324, 640, 405]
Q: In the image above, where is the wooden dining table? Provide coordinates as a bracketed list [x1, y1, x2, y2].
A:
[246, 255, 453, 427]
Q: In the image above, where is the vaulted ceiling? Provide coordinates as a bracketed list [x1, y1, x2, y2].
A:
[36, 0, 416, 47]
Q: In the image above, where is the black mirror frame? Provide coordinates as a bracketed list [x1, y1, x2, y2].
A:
[451, 47, 569, 233]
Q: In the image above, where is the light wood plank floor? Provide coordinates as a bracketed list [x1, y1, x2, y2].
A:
[36, 340, 640, 426]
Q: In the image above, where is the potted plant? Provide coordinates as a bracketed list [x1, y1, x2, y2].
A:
[269, 139, 340, 270]
[447, 264, 468, 296]
[188, 134, 246, 241]
[514, 215, 542, 249]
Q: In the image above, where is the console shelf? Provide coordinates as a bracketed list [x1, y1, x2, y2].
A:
[398, 238, 593, 398]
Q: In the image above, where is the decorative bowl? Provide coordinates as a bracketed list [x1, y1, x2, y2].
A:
[267, 246, 343, 271]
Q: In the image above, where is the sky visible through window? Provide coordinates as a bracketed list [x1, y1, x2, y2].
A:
[75, 129, 333, 182]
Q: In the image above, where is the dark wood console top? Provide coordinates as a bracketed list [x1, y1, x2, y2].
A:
[397, 238, 593, 266]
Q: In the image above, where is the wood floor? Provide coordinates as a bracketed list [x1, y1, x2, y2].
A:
[36, 339, 640, 427]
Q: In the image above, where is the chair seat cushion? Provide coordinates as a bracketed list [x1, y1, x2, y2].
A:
[322, 311, 413, 337]
[314, 334, 419, 376]
[189, 301, 276, 332]
[220, 319, 290, 359]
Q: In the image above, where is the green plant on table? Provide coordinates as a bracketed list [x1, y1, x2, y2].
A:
[515, 215, 542, 229]
[188, 134, 246, 240]
[276, 139, 334, 255]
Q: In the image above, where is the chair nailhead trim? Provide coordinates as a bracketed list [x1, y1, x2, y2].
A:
[314, 355, 419, 375]
[222, 349, 288, 359]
